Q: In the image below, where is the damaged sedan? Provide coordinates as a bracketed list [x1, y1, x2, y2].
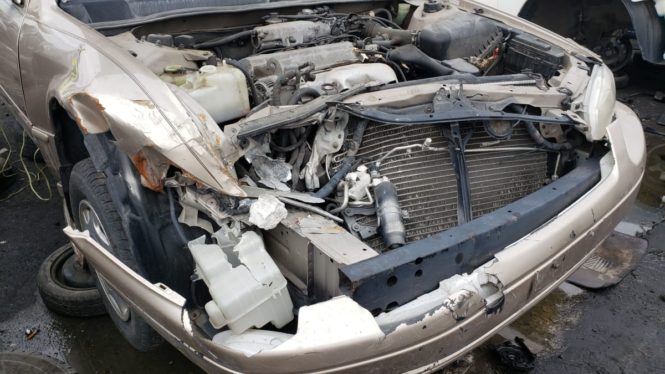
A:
[0, 0, 646, 371]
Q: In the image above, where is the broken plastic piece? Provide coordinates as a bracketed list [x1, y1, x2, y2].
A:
[188, 230, 294, 334]
[212, 329, 292, 356]
[301, 111, 348, 190]
[345, 165, 372, 201]
[249, 195, 288, 229]
[253, 156, 292, 191]
[274, 296, 384, 352]
[567, 231, 648, 289]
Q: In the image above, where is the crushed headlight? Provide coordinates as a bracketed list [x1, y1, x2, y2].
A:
[581, 64, 616, 141]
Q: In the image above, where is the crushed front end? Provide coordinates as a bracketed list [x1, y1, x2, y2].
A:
[62, 0, 646, 371]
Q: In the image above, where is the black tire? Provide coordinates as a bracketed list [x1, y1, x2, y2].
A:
[37, 244, 106, 317]
[69, 158, 163, 352]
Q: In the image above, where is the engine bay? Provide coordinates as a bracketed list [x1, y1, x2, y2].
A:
[100, 0, 606, 340]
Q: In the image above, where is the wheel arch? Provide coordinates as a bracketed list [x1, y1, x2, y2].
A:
[49, 97, 89, 216]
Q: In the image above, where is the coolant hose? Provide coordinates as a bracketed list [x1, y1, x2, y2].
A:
[371, 8, 393, 21]
[510, 104, 573, 151]
[270, 126, 312, 152]
[288, 87, 321, 105]
[195, 30, 253, 49]
[387, 45, 455, 77]
[524, 121, 573, 151]
[312, 120, 368, 199]
[224, 59, 260, 107]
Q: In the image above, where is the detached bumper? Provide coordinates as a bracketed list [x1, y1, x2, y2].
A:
[66, 102, 645, 373]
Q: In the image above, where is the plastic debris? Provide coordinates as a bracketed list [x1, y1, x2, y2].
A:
[495, 337, 535, 372]
[249, 195, 288, 229]
[253, 156, 292, 192]
[25, 328, 40, 340]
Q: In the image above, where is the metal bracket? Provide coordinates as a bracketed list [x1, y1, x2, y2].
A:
[446, 122, 473, 224]
[342, 206, 378, 240]
[432, 85, 474, 114]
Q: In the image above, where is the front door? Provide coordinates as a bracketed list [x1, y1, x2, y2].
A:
[0, 0, 27, 115]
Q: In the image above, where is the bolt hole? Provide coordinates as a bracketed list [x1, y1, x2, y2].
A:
[415, 257, 423, 265]
[386, 302, 399, 312]
[387, 275, 398, 287]
[415, 269, 423, 277]
[371, 308, 382, 316]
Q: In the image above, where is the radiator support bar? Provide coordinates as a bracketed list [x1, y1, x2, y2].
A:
[338, 158, 601, 314]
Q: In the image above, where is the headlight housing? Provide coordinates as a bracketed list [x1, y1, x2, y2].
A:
[581, 64, 616, 141]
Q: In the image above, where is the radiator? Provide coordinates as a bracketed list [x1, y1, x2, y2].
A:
[341, 122, 549, 251]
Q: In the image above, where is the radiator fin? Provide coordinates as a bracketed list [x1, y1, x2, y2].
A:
[342, 122, 549, 251]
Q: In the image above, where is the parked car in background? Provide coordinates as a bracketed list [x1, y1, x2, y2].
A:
[0, 0, 646, 372]
[475, 0, 665, 84]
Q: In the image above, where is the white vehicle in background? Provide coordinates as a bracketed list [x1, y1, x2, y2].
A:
[475, 0, 665, 83]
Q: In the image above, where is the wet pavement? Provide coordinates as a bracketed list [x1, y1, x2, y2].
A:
[0, 59, 663, 373]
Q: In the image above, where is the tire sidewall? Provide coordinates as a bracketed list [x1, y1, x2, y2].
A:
[69, 159, 161, 351]
[36, 244, 106, 317]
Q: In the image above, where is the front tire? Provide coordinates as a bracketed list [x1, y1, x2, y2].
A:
[69, 158, 163, 352]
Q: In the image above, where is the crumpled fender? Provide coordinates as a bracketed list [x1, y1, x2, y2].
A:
[52, 39, 245, 196]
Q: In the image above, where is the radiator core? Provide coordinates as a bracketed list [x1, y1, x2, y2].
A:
[342, 122, 549, 251]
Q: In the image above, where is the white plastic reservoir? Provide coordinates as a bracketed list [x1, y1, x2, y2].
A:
[188, 230, 294, 334]
[176, 64, 250, 123]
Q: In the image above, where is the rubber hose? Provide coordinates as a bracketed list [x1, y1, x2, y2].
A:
[224, 59, 260, 107]
[288, 87, 321, 105]
[312, 120, 368, 198]
[312, 157, 360, 199]
[271, 70, 298, 105]
[524, 121, 573, 151]
[195, 30, 253, 49]
[372, 8, 393, 21]
[387, 45, 455, 77]
[270, 126, 313, 152]
[510, 105, 573, 151]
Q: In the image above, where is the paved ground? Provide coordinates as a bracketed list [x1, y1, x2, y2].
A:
[0, 59, 663, 373]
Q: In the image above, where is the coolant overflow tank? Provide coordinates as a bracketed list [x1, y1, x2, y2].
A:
[188, 230, 294, 334]
[164, 63, 250, 123]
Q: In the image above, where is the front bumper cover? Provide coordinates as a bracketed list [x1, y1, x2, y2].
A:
[65, 102, 645, 373]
